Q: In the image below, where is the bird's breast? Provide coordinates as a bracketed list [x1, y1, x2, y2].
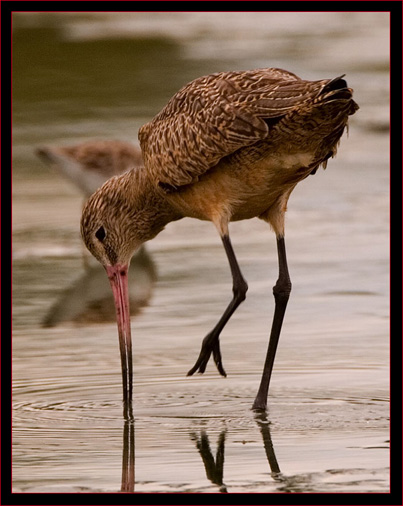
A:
[165, 148, 316, 225]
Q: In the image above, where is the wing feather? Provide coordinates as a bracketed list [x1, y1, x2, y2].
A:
[139, 68, 325, 187]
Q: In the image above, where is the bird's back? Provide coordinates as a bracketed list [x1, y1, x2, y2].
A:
[139, 68, 358, 192]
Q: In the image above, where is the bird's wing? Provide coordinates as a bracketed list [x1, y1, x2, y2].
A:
[139, 68, 324, 188]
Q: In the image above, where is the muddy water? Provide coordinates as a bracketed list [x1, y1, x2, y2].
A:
[12, 12, 389, 493]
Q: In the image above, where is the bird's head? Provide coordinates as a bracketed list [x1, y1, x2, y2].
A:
[81, 175, 142, 269]
[80, 168, 169, 272]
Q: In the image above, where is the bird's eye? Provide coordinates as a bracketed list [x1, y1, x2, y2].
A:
[95, 226, 106, 242]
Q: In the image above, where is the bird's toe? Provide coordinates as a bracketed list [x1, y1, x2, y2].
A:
[187, 335, 226, 377]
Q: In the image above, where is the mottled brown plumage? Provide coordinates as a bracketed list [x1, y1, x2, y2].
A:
[139, 68, 356, 189]
[80, 67, 358, 413]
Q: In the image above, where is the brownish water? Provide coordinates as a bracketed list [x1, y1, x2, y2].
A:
[12, 12, 389, 493]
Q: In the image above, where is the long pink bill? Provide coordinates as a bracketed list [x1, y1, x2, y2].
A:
[105, 264, 133, 414]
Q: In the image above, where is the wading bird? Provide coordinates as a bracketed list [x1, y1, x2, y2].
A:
[36, 140, 143, 197]
[36, 140, 155, 328]
[81, 68, 358, 412]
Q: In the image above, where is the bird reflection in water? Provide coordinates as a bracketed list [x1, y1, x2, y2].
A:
[254, 411, 281, 477]
[188, 412, 282, 493]
[42, 246, 156, 327]
[121, 405, 134, 493]
[254, 411, 311, 493]
[190, 430, 228, 493]
[118, 411, 320, 492]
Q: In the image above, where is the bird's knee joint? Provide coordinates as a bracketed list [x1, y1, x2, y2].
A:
[233, 279, 248, 302]
[273, 279, 291, 302]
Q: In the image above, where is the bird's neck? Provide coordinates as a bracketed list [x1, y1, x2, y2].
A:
[123, 167, 182, 241]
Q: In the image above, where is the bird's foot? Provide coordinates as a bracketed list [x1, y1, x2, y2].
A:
[187, 332, 227, 377]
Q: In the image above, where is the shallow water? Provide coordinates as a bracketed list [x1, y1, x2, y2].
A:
[12, 12, 389, 493]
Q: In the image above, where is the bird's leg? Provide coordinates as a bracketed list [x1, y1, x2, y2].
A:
[252, 235, 291, 411]
[187, 233, 248, 377]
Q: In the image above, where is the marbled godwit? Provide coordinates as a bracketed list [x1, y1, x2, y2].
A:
[80, 68, 358, 411]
